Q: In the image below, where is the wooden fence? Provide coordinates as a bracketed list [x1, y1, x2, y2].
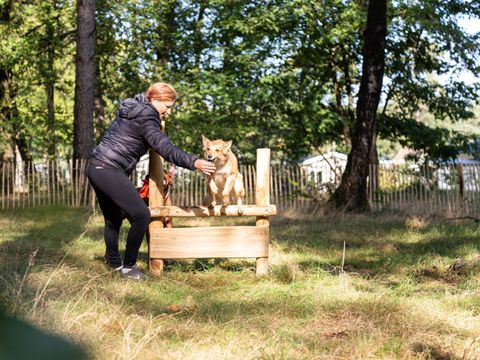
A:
[0, 159, 92, 209]
[1, 159, 479, 216]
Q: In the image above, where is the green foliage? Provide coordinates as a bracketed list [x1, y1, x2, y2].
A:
[380, 0, 480, 158]
[0, 0, 479, 162]
[379, 114, 473, 160]
[0, 0, 76, 159]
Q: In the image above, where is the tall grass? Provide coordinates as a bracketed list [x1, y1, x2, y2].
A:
[1, 206, 480, 359]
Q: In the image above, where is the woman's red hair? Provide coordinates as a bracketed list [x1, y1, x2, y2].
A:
[145, 82, 177, 102]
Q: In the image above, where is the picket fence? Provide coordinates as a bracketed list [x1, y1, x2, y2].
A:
[1, 159, 479, 216]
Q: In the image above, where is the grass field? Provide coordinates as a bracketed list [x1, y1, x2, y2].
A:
[1, 206, 480, 359]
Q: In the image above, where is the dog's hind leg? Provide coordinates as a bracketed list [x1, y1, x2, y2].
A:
[234, 173, 245, 205]
[202, 193, 213, 207]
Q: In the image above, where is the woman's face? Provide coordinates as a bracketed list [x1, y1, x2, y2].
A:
[151, 99, 175, 119]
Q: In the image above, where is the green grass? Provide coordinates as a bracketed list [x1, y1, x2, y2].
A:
[1, 206, 480, 359]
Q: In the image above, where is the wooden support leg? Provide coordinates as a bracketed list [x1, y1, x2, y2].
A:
[256, 257, 268, 276]
[149, 259, 164, 275]
[147, 229, 163, 275]
[255, 149, 271, 276]
[148, 149, 165, 275]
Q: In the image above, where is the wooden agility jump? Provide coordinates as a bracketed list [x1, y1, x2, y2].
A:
[147, 147, 276, 276]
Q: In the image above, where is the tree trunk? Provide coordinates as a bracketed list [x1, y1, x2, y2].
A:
[0, 0, 12, 23]
[193, 2, 206, 68]
[73, 0, 95, 160]
[156, 2, 176, 68]
[94, 62, 106, 142]
[330, 0, 387, 212]
[46, 19, 56, 159]
[1, 69, 32, 162]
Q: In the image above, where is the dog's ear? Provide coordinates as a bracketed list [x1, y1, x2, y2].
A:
[202, 135, 210, 148]
[223, 140, 232, 151]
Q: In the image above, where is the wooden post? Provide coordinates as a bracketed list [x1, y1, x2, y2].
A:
[457, 163, 465, 213]
[248, 165, 253, 204]
[2, 162, 4, 210]
[10, 162, 14, 209]
[255, 148, 270, 275]
[148, 149, 165, 275]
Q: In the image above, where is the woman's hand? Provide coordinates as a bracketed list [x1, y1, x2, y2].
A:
[194, 159, 216, 175]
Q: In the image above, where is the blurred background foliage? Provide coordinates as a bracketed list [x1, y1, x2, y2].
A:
[0, 0, 479, 163]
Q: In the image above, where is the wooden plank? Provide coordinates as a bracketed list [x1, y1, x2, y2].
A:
[278, 164, 284, 209]
[10, 161, 14, 209]
[26, 161, 30, 208]
[473, 165, 479, 216]
[287, 165, 292, 200]
[55, 160, 60, 206]
[294, 165, 302, 209]
[277, 165, 282, 201]
[256, 148, 270, 275]
[149, 150, 164, 205]
[368, 164, 373, 210]
[376, 165, 381, 210]
[33, 162, 37, 207]
[399, 165, 404, 209]
[420, 164, 426, 213]
[411, 167, 416, 213]
[46, 160, 51, 206]
[457, 163, 465, 213]
[68, 159, 73, 206]
[82, 160, 89, 206]
[190, 170, 194, 205]
[247, 164, 253, 204]
[2, 162, 4, 210]
[149, 226, 269, 258]
[257, 149, 270, 206]
[22, 161, 25, 209]
[394, 165, 398, 209]
[74, 159, 78, 206]
[150, 205, 277, 217]
[148, 149, 165, 275]
[52, 160, 56, 206]
[240, 165, 246, 204]
[180, 168, 185, 205]
[195, 169, 200, 205]
[274, 164, 279, 206]
[75, 158, 80, 206]
[475, 165, 480, 216]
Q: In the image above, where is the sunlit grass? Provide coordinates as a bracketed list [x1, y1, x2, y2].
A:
[1, 206, 480, 359]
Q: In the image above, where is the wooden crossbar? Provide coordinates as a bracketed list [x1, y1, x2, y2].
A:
[150, 205, 277, 217]
[149, 226, 269, 258]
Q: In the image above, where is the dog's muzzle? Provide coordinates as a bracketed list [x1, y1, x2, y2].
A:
[206, 154, 216, 162]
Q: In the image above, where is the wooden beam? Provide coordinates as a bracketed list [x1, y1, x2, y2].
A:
[255, 148, 271, 275]
[149, 226, 269, 258]
[150, 204, 276, 217]
[148, 149, 165, 275]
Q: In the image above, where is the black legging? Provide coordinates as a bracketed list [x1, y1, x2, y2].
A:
[87, 163, 150, 268]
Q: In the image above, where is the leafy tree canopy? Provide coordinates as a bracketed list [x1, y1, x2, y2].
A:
[0, 0, 479, 163]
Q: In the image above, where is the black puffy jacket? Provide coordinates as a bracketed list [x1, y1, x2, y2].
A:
[92, 93, 198, 174]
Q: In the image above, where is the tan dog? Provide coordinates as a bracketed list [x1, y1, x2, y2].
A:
[202, 135, 245, 207]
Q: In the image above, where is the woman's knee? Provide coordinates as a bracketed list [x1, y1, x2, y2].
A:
[131, 206, 151, 224]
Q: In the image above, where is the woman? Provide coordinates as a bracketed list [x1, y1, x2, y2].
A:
[87, 82, 215, 280]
